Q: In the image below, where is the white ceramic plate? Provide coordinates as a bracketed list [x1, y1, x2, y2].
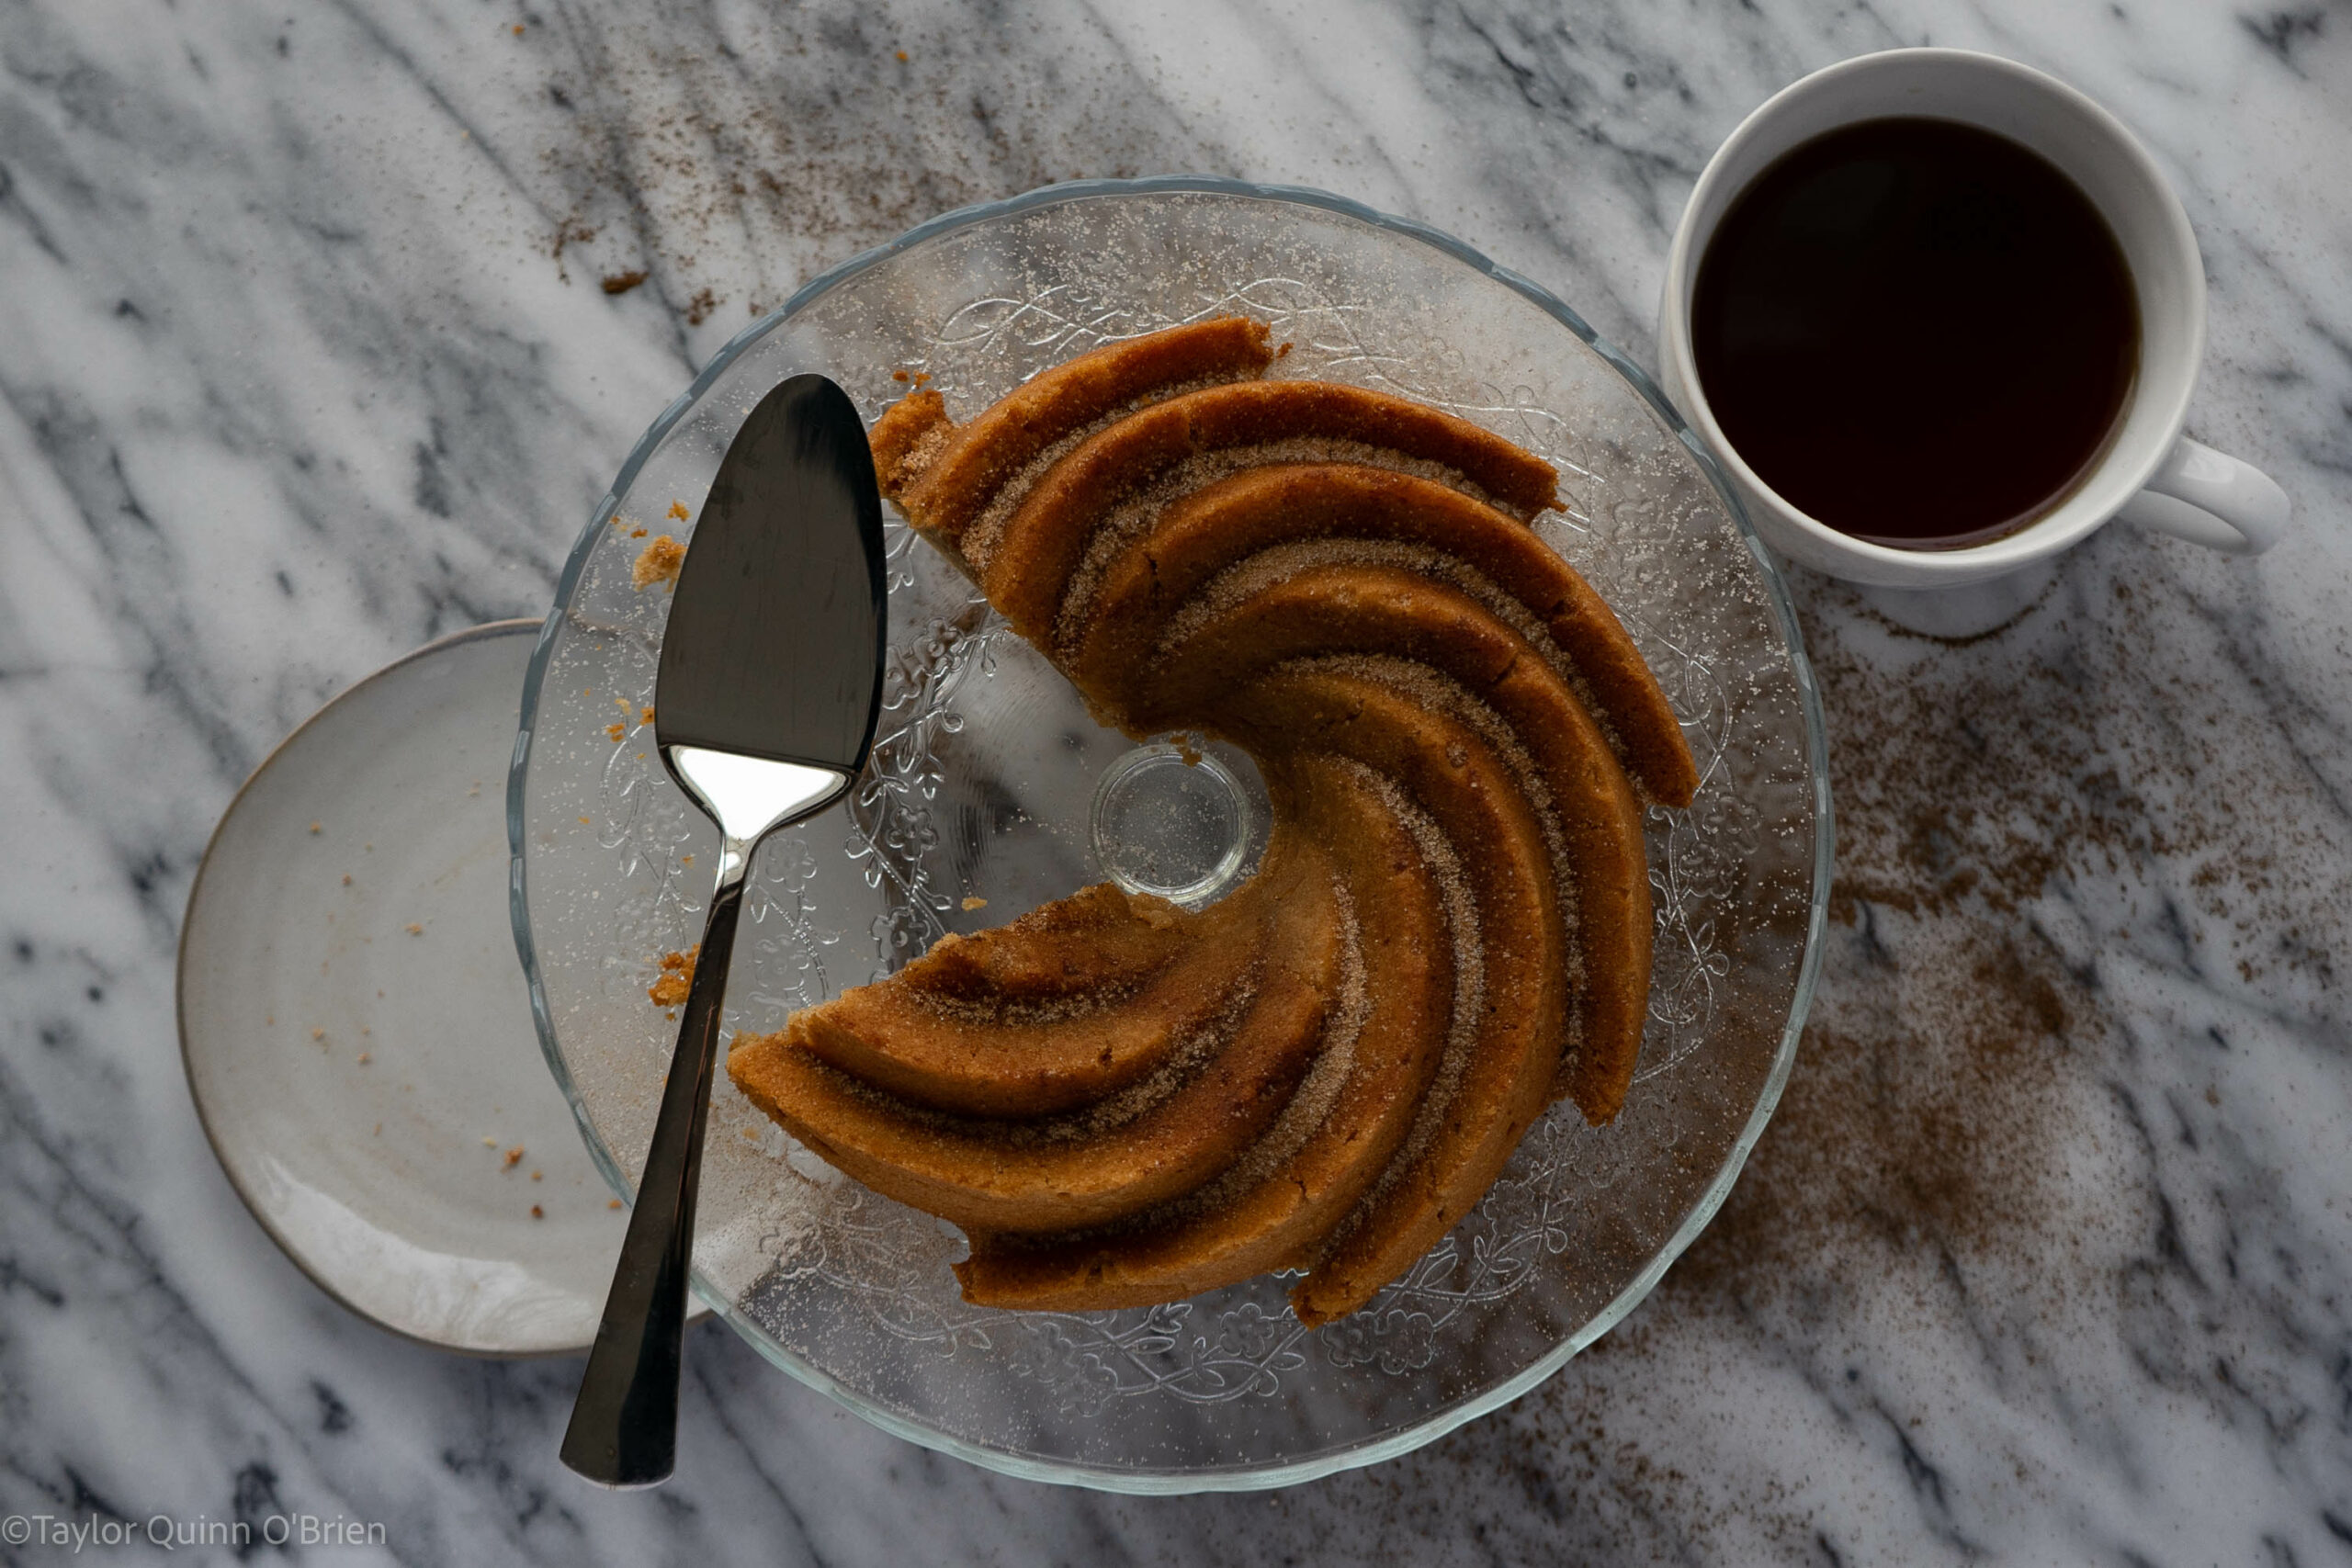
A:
[180, 619, 695, 1355]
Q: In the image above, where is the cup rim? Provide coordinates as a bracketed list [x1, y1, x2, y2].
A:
[1658, 47, 2206, 579]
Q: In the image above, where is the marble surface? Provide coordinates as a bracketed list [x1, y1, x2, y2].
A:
[2, 0, 2346, 1561]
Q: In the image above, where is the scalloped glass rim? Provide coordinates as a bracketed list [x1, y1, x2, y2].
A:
[508, 175, 1834, 1493]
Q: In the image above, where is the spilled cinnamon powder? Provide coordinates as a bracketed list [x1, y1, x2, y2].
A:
[1640, 613, 2130, 1351]
[1283, 551, 2351, 1554]
[525, 15, 1227, 321]
[1665, 568, 2284, 1311]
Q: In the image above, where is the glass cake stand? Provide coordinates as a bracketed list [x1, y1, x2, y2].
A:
[508, 177, 1832, 1492]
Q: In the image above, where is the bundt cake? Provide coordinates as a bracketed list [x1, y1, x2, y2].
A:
[725, 316, 1698, 1325]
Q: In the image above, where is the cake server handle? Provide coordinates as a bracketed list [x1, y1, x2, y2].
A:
[559, 836, 749, 1488]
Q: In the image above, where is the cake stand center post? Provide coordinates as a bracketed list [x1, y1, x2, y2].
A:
[1088, 741, 1265, 909]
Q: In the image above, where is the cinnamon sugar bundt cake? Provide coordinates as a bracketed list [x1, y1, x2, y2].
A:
[725, 316, 1698, 1325]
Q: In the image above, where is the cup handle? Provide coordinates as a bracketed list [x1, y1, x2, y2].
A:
[2116, 436, 2290, 556]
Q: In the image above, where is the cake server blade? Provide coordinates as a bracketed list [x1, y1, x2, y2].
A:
[561, 372, 886, 1489]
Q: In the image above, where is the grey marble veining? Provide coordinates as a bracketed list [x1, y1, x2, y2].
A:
[2, 1, 2347, 1562]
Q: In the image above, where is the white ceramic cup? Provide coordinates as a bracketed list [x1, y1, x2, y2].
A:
[1657, 50, 2290, 637]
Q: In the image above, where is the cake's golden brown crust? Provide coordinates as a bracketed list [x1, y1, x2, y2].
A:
[727, 840, 1344, 1234]
[787, 887, 1263, 1117]
[1072, 461, 1696, 809]
[868, 389, 950, 506]
[953, 755, 1453, 1311]
[1210, 668, 1566, 1326]
[874, 881, 1191, 1003]
[978, 380, 1562, 648]
[1145, 561, 1652, 1122]
[878, 317, 1275, 558]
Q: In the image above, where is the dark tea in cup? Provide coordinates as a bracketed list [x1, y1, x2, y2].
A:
[1690, 117, 2138, 550]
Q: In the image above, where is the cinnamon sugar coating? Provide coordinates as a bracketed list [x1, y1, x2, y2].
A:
[723, 317, 1697, 1324]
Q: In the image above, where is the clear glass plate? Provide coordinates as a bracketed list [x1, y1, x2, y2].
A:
[508, 178, 1831, 1492]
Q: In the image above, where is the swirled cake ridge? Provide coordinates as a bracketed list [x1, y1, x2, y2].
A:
[727, 316, 1697, 1325]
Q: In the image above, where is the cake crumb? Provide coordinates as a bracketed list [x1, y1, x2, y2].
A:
[650, 947, 697, 1007]
[640, 705, 655, 723]
[605, 723, 626, 741]
[629, 526, 648, 538]
[666, 501, 690, 522]
[341, 874, 352, 886]
[602, 270, 648, 296]
[482, 1136, 499, 1147]
[373, 1122, 381, 1136]
[503, 1146, 526, 1168]
[405, 922, 424, 936]
[608, 1198, 623, 1210]
[578, 816, 592, 825]
[633, 534, 685, 589]
[356, 1052, 371, 1065]
[531, 1169, 543, 1181]
[962, 896, 989, 910]
[311, 1027, 324, 1042]
[512, 22, 524, 35]
[530, 1204, 545, 1220]
[308, 821, 322, 835]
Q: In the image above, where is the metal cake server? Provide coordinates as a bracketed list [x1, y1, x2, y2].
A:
[561, 373, 887, 1488]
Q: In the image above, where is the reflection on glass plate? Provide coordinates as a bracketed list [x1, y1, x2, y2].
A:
[510, 178, 1830, 1490]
